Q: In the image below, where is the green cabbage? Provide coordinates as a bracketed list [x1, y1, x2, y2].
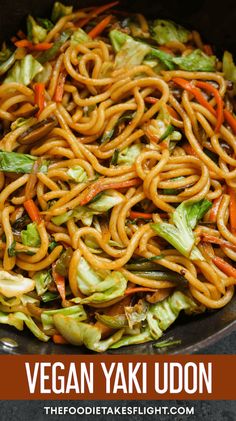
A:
[34, 62, 52, 84]
[0, 310, 49, 341]
[110, 328, 152, 348]
[117, 144, 142, 165]
[152, 199, 212, 260]
[37, 30, 72, 64]
[71, 28, 91, 45]
[4, 54, 43, 85]
[67, 166, 88, 182]
[73, 257, 127, 304]
[88, 190, 124, 212]
[115, 38, 151, 69]
[21, 222, 41, 247]
[0, 270, 35, 298]
[151, 19, 190, 45]
[223, 51, 236, 94]
[0, 311, 24, 331]
[33, 271, 52, 296]
[147, 291, 201, 339]
[53, 315, 124, 352]
[41, 304, 87, 330]
[173, 49, 216, 71]
[109, 29, 175, 70]
[51, 2, 73, 22]
[111, 291, 202, 348]
[27, 15, 47, 43]
[0, 151, 48, 174]
[0, 48, 16, 76]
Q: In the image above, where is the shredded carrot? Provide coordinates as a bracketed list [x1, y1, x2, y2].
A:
[31, 42, 54, 51]
[212, 256, 236, 278]
[52, 334, 68, 344]
[14, 40, 32, 48]
[224, 109, 236, 134]
[203, 44, 213, 56]
[201, 234, 236, 251]
[24, 199, 42, 224]
[173, 77, 216, 115]
[125, 287, 157, 295]
[129, 211, 153, 220]
[79, 1, 119, 28]
[182, 143, 198, 156]
[54, 70, 67, 103]
[52, 263, 66, 302]
[209, 196, 222, 222]
[14, 39, 53, 50]
[195, 80, 224, 133]
[34, 83, 45, 116]
[144, 96, 158, 104]
[80, 178, 141, 206]
[228, 187, 236, 234]
[88, 15, 112, 39]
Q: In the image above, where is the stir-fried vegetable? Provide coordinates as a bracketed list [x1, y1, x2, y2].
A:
[4, 54, 43, 85]
[53, 316, 124, 352]
[173, 49, 216, 71]
[41, 305, 87, 331]
[67, 166, 88, 182]
[34, 83, 45, 116]
[145, 106, 182, 144]
[0, 48, 16, 76]
[55, 247, 73, 277]
[223, 51, 236, 94]
[109, 29, 175, 70]
[0, 271, 35, 298]
[152, 199, 212, 260]
[0, 1, 235, 353]
[21, 222, 41, 247]
[116, 144, 142, 165]
[151, 19, 190, 45]
[33, 270, 52, 296]
[73, 257, 127, 304]
[0, 151, 48, 174]
[52, 190, 123, 226]
[88, 15, 113, 39]
[110, 290, 202, 349]
[115, 38, 151, 69]
[24, 199, 42, 224]
[37, 30, 72, 64]
[71, 28, 91, 45]
[146, 290, 201, 339]
[27, 15, 47, 44]
[51, 2, 73, 23]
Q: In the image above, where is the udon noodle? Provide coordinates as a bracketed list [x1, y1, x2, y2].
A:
[0, 1, 235, 351]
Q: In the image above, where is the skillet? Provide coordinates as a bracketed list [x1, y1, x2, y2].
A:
[0, 0, 235, 354]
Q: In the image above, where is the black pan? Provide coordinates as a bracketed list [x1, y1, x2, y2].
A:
[0, 0, 235, 354]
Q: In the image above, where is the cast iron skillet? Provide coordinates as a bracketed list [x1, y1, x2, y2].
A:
[0, 0, 235, 354]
